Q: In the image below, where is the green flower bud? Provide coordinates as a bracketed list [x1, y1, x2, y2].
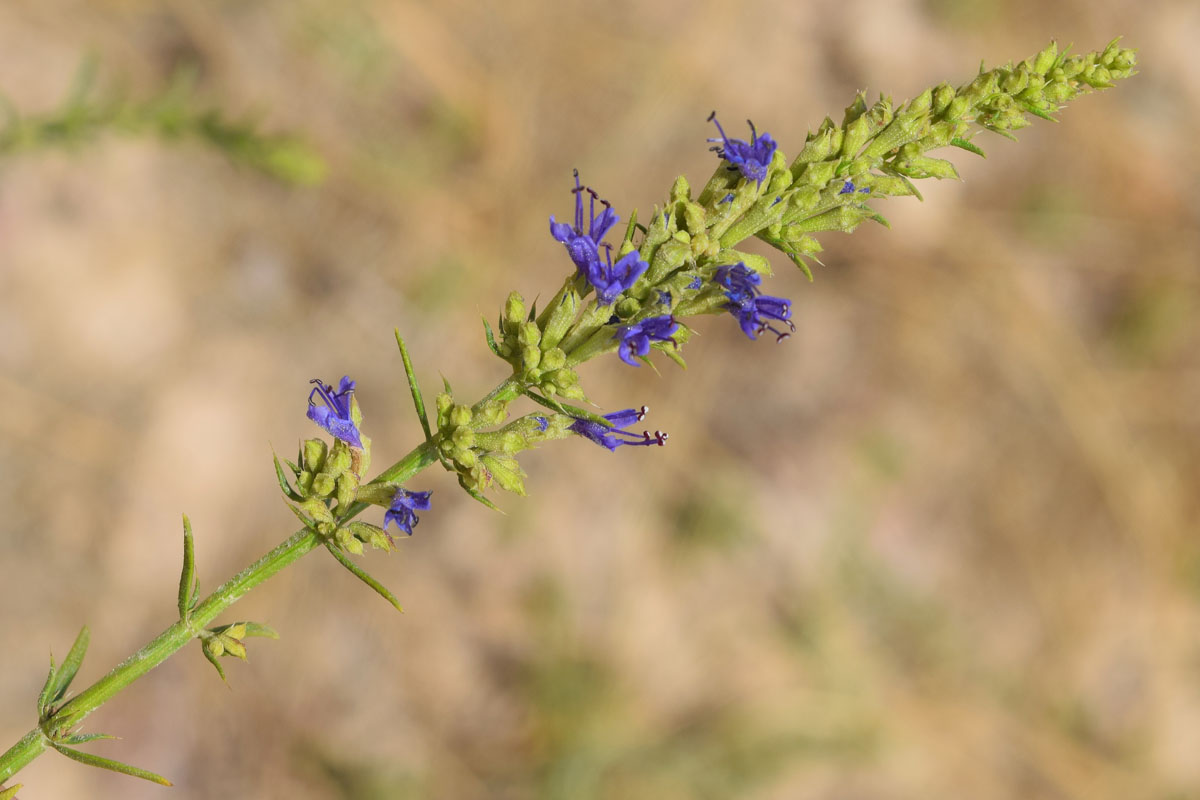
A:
[449, 404, 473, 428]
[298, 497, 335, 525]
[1033, 41, 1058, 74]
[311, 472, 336, 497]
[800, 160, 838, 188]
[840, 115, 870, 158]
[436, 392, 453, 427]
[615, 297, 640, 319]
[521, 344, 542, 371]
[932, 82, 955, 114]
[502, 291, 526, 334]
[297, 470, 315, 496]
[335, 526, 363, 555]
[906, 87, 933, 114]
[302, 438, 328, 473]
[518, 321, 541, 348]
[480, 453, 527, 496]
[944, 95, 970, 121]
[335, 473, 358, 508]
[540, 346, 566, 371]
[453, 447, 476, 469]
[670, 174, 691, 203]
[539, 287, 579, 350]
[452, 426, 476, 449]
[325, 445, 352, 478]
[478, 400, 508, 426]
[349, 521, 392, 552]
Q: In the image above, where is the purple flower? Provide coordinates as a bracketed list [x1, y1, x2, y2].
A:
[707, 112, 777, 184]
[713, 264, 796, 342]
[838, 180, 872, 195]
[569, 406, 668, 451]
[657, 289, 673, 309]
[591, 246, 649, 305]
[307, 376, 363, 447]
[384, 487, 432, 536]
[614, 315, 679, 366]
[549, 171, 647, 304]
[534, 416, 549, 431]
[686, 275, 703, 290]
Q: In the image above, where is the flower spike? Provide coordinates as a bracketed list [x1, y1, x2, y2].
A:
[707, 111, 777, 184]
[306, 376, 363, 448]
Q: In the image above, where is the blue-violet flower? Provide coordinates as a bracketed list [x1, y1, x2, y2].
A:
[550, 171, 648, 304]
[384, 488, 433, 536]
[707, 112, 777, 184]
[614, 315, 679, 366]
[713, 264, 796, 342]
[569, 406, 668, 451]
[307, 376, 363, 448]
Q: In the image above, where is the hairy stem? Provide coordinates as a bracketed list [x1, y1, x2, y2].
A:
[0, 377, 515, 783]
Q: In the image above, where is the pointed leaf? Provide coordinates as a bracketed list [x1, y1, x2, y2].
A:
[178, 515, 196, 621]
[459, 480, 504, 513]
[38, 655, 59, 716]
[0, 783, 23, 800]
[482, 317, 501, 356]
[272, 451, 301, 500]
[61, 732, 117, 745]
[521, 389, 610, 427]
[49, 742, 172, 786]
[242, 622, 279, 639]
[950, 137, 986, 158]
[394, 330, 433, 440]
[201, 642, 228, 684]
[49, 627, 90, 705]
[1018, 100, 1059, 122]
[324, 542, 404, 613]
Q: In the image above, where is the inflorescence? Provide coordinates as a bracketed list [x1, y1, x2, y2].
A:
[290, 38, 1137, 548]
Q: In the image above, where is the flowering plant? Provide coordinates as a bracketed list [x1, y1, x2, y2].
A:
[0, 38, 1137, 796]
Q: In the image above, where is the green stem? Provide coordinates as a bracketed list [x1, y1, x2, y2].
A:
[0, 375, 506, 783]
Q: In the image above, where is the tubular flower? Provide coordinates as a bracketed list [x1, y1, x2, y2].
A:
[713, 264, 796, 342]
[707, 112, 777, 184]
[569, 406, 668, 451]
[307, 376, 363, 447]
[549, 170, 647, 304]
[614, 315, 680, 366]
[384, 488, 433, 536]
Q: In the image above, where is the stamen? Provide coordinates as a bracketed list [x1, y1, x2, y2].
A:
[637, 405, 649, 421]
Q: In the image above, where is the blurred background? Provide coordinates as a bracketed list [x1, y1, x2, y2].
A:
[1, 1, 1197, 798]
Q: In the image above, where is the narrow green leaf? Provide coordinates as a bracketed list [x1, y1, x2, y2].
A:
[49, 742, 172, 786]
[458, 478, 504, 513]
[272, 451, 301, 501]
[482, 317, 501, 356]
[981, 125, 1019, 142]
[284, 501, 316, 529]
[201, 642, 228, 684]
[324, 542, 404, 613]
[242, 622, 279, 639]
[0, 783, 23, 800]
[394, 330, 433, 441]
[788, 253, 815, 281]
[37, 655, 59, 716]
[950, 137, 987, 158]
[49, 627, 90, 705]
[1018, 100, 1059, 122]
[177, 515, 196, 621]
[61, 732, 117, 745]
[521, 389, 609, 427]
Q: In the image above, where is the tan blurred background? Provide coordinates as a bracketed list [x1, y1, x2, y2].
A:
[1, 1, 1198, 798]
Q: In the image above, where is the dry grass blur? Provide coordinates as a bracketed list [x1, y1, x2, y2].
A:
[2, 1, 1198, 798]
